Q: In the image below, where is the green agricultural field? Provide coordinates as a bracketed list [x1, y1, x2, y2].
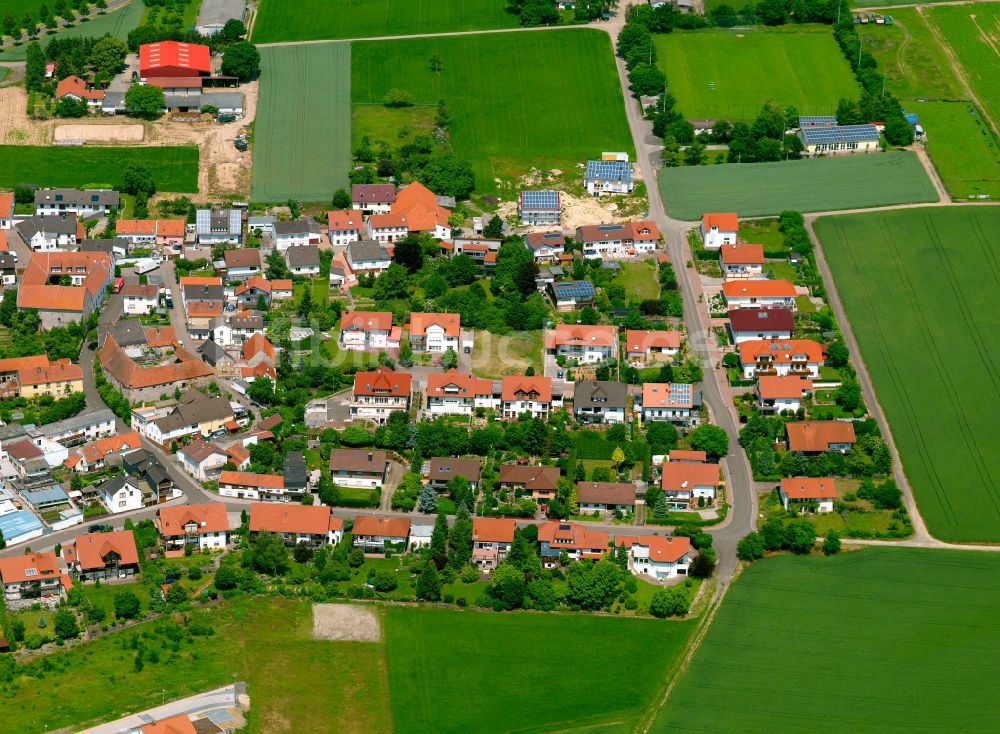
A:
[856, 10, 963, 101]
[253, 0, 519, 42]
[252, 43, 351, 202]
[0, 597, 391, 734]
[927, 3, 1000, 135]
[0, 0, 145, 61]
[0, 144, 198, 192]
[386, 606, 695, 734]
[816, 207, 1000, 542]
[652, 26, 859, 121]
[659, 152, 936, 220]
[352, 30, 634, 193]
[651, 548, 1000, 733]
[907, 100, 1000, 199]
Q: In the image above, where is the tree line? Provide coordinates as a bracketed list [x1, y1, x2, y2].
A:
[2, 0, 108, 43]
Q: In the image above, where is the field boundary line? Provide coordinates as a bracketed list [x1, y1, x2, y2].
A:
[255, 22, 608, 48]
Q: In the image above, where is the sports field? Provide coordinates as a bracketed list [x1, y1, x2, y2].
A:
[659, 152, 937, 220]
[906, 100, 1000, 199]
[926, 3, 1000, 135]
[253, 0, 519, 42]
[385, 606, 695, 733]
[352, 30, 634, 193]
[651, 547, 1000, 732]
[252, 43, 351, 202]
[0, 0, 145, 61]
[816, 207, 1000, 542]
[652, 26, 858, 120]
[0, 144, 198, 192]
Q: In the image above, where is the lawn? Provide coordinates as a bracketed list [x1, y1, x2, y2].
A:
[0, 145, 199, 193]
[252, 43, 351, 202]
[926, 3, 1000, 142]
[650, 547, 1000, 733]
[352, 30, 634, 193]
[659, 152, 937, 220]
[352, 103, 436, 149]
[253, 0, 520, 43]
[615, 260, 660, 301]
[816, 207, 1000, 542]
[907, 100, 1000, 199]
[652, 25, 859, 121]
[323, 339, 381, 370]
[856, 11, 963, 101]
[471, 329, 543, 378]
[739, 219, 787, 257]
[385, 605, 696, 734]
[0, 0, 145, 61]
[0, 597, 392, 734]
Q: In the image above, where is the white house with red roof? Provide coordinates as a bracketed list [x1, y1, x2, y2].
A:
[779, 477, 837, 513]
[523, 232, 566, 262]
[722, 280, 797, 310]
[351, 367, 412, 423]
[727, 308, 795, 344]
[501, 375, 558, 420]
[661, 461, 720, 509]
[249, 503, 343, 546]
[739, 339, 825, 379]
[719, 243, 765, 279]
[620, 535, 691, 580]
[353, 515, 411, 552]
[425, 369, 495, 416]
[537, 521, 609, 567]
[700, 212, 738, 249]
[63, 529, 140, 581]
[339, 310, 397, 351]
[575, 220, 659, 259]
[326, 209, 363, 246]
[0, 191, 14, 229]
[391, 181, 452, 239]
[219, 470, 289, 501]
[472, 517, 516, 570]
[0, 551, 68, 603]
[157, 502, 231, 550]
[548, 323, 618, 364]
[625, 329, 681, 364]
[756, 375, 813, 414]
[638, 382, 700, 425]
[366, 214, 409, 245]
[55, 75, 105, 109]
[408, 312, 460, 353]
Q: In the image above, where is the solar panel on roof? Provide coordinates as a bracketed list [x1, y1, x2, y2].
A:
[801, 124, 879, 144]
[597, 225, 621, 231]
[798, 115, 837, 127]
[553, 281, 595, 299]
[585, 160, 631, 182]
[520, 190, 559, 210]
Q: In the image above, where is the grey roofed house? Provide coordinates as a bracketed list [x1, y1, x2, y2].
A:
[283, 451, 308, 491]
[101, 319, 148, 348]
[196, 0, 247, 35]
[102, 91, 125, 111]
[436, 195, 456, 209]
[35, 188, 120, 210]
[428, 456, 482, 487]
[226, 313, 264, 330]
[197, 339, 233, 367]
[183, 283, 225, 302]
[79, 237, 128, 255]
[41, 408, 115, 440]
[196, 208, 242, 237]
[273, 218, 321, 236]
[0, 252, 16, 271]
[0, 423, 30, 443]
[16, 214, 78, 239]
[573, 380, 628, 410]
[347, 239, 390, 263]
[178, 393, 234, 424]
[575, 481, 636, 507]
[164, 92, 244, 113]
[248, 216, 275, 233]
[285, 244, 320, 268]
[20, 485, 70, 508]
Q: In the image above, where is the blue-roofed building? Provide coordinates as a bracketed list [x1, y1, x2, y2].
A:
[0, 508, 44, 546]
[798, 124, 880, 156]
[549, 280, 595, 311]
[20, 485, 70, 510]
[798, 115, 837, 128]
[584, 160, 633, 196]
[518, 190, 561, 226]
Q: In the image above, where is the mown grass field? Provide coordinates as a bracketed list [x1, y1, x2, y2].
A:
[659, 152, 936, 220]
[906, 100, 1000, 199]
[651, 548, 1000, 733]
[652, 25, 858, 120]
[352, 30, 634, 193]
[816, 207, 1000, 542]
[2, 597, 391, 734]
[253, 0, 519, 42]
[386, 606, 695, 734]
[252, 43, 351, 202]
[926, 3, 1000, 139]
[0, 0, 145, 61]
[471, 329, 544, 378]
[0, 144, 198, 192]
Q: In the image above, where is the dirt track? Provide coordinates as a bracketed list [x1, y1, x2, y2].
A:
[0, 81, 258, 198]
[312, 603, 381, 641]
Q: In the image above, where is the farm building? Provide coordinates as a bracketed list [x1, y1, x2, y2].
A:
[798, 124, 880, 156]
[196, 0, 247, 36]
[139, 41, 212, 78]
[584, 159, 633, 196]
[518, 191, 561, 226]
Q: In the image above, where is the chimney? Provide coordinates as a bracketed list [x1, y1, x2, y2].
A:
[367, 452, 373, 462]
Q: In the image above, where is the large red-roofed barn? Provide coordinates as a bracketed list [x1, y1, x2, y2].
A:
[140, 41, 211, 79]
